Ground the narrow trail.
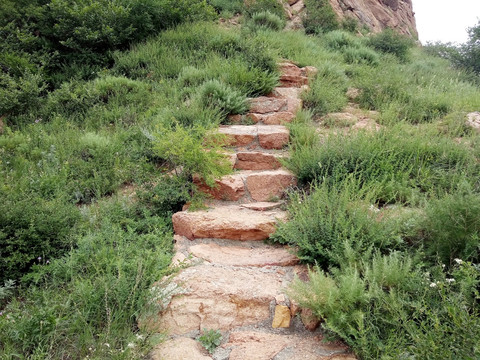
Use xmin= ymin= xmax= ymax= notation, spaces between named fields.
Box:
xmin=147 ymin=62 xmax=356 ymax=360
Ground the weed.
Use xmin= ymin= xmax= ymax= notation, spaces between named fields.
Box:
xmin=198 ymin=328 xmax=222 ymax=354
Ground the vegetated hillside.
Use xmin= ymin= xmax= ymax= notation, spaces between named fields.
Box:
xmin=1 ymin=0 xmax=479 ymax=359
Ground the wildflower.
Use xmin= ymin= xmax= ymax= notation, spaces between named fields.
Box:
xmin=46 ymin=260 xmax=50 ymax=264
xmin=442 ymin=264 xmax=446 ymax=268
xmin=135 ymin=334 xmax=144 ymax=341
xmin=37 ymin=256 xmax=42 ymax=261
xmin=0 ymin=312 xmax=3 ymax=316
xmin=429 ymin=282 xmax=437 ymax=288
xmin=127 ymin=343 xmax=135 ymax=349
xmin=446 ymin=278 xmax=455 ymax=283
xmin=104 ymin=343 xmax=110 ymax=348
xmin=454 ymin=258 xmax=463 ymax=265
xmin=35 ymin=119 xmax=40 ymax=123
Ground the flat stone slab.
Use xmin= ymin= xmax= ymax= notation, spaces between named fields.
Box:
xmin=224 ymin=331 xmax=354 ymax=360
xmin=249 ymin=97 xmax=288 ymax=113
xmin=248 ymin=111 xmax=296 ymax=125
xmin=194 ymin=174 xmax=245 ymax=201
xmin=152 ymin=337 xmax=211 ymax=360
xmin=147 ymin=265 xmax=289 ymax=335
xmin=257 ymin=125 xmax=290 ymax=149
xmin=245 ymin=169 xmax=297 ymax=201
xmin=218 ymin=125 xmax=290 ymax=150
xmin=240 ymin=201 xmax=283 ymax=211
xmin=189 ymin=243 xmax=299 ymax=267
xmin=235 ymin=151 xmax=283 ymax=170
xmin=218 ymin=125 xmax=257 ymax=147
xmin=172 ymin=205 xmax=287 ymax=241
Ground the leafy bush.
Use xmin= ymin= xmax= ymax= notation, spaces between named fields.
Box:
xmin=198 ymin=328 xmax=222 ymax=354
xmin=0 ymin=194 xmax=80 ymax=282
xmin=301 ymin=62 xmax=348 ymax=116
xmin=367 ymin=29 xmax=414 ymax=62
xmin=0 ymin=198 xmax=173 ymax=358
xmin=323 ymin=30 xmax=361 ymax=50
xmin=303 ymin=0 xmax=339 ymax=34
xmin=244 ymin=0 xmax=285 ymax=19
xmin=272 ymin=181 xmax=400 ymax=267
xmin=198 ymin=79 xmax=249 ymax=115
xmin=151 ymin=122 xmax=231 ymax=187
xmin=287 ymin=126 xmax=476 ymax=204
xmin=343 ymin=47 xmax=379 ymax=66
xmin=248 ymin=11 xmax=285 ymax=31
xmin=420 ymin=187 xmax=480 ymax=266
xmin=290 ymin=258 xmax=480 ymax=359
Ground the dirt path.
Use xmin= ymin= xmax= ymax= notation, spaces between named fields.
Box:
xmin=146 ymin=62 xmax=356 ymax=360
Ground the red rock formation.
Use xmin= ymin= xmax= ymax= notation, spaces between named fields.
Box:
xmin=329 ymin=0 xmax=417 ymax=37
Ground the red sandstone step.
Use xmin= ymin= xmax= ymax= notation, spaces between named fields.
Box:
xmin=218 ymin=125 xmax=290 ymax=150
xmin=234 ymin=151 xmax=284 ymax=170
xmin=172 ymin=204 xmax=287 ymax=241
xmin=194 ymin=169 xmax=296 ymax=202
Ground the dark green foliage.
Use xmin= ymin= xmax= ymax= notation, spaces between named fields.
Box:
xmin=198 ymin=328 xmax=222 ymax=354
xmin=244 ymin=0 xmax=285 ymax=19
xmin=0 ymin=198 xmax=173 ymax=358
xmin=291 ymin=258 xmax=480 ymax=359
xmin=323 ymin=30 xmax=362 ymax=50
xmin=343 ymin=47 xmax=379 ymax=66
xmin=248 ymin=11 xmax=285 ymax=31
xmin=208 ymin=0 xmax=244 ymax=14
xmin=421 ymin=187 xmax=480 ymax=266
xmin=303 ymin=0 xmax=339 ymax=34
xmin=137 ymin=176 xmax=192 ymax=219
xmin=198 ymin=79 xmax=249 ymax=115
xmin=0 ymin=193 xmax=80 ymax=282
xmin=301 ymin=63 xmax=348 ymax=116
xmin=367 ymin=29 xmax=414 ymax=62
xmin=287 ymin=126 xmax=476 ymax=204
xmin=272 ymin=182 xmax=399 ymax=267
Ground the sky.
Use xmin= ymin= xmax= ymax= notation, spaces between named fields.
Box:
xmin=413 ymin=0 xmax=480 ymax=44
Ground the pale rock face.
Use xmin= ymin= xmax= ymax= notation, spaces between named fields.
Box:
xmin=328 ymin=0 xmax=417 ymax=37
xmin=466 ymin=112 xmax=480 ymax=131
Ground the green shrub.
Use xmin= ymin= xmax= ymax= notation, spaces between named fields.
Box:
xmin=244 ymin=0 xmax=285 ymax=19
xmin=323 ymin=30 xmax=361 ymax=50
xmin=301 ymin=62 xmax=348 ymax=116
xmin=421 ymin=187 xmax=480 ymax=266
xmin=0 ymin=198 xmax=173 ymax=358
xmin=0 ymin=194 xmax=80 ymax=282
xmin=272 ymin=181 xmax=399 ymax=267
xmin=198 ymin=79 xmax=249 ymax=116
xmin=137 ymin=176 xmax=192 ymax=220
xmin=290 ymin=259 xmax=480 ymax=359
xmin=343 ymin=47 xmax=379 ymax=66
xmin=367 ymin=29 xmax=414 ymax=62
xmin=151 ymin=122 xmax=231 ymax=187
xmin=287 ymin=126 xmax=476 ymax=204
xmin=303 ymin=0 xmax=339 ymax=34
xmin=248 ymin=11 xmax=285 ymax=31
xmin=208 ymin=0 xmax=244 ymax=14
xmin=198 ymin=328 xmax=222 ymax=354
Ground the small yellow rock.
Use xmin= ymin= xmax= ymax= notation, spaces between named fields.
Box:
xmin=272 ymin=305 xmax=291 ymax=328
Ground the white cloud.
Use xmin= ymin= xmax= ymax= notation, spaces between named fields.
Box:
xmin=413 ymin=0 xmax=480 ymax=44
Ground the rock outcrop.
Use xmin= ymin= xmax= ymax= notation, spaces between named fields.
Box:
xmin=329 ymin=0 xmax=417 ymax=37
xmin=284 ymin=0 xmax=417 ymax=38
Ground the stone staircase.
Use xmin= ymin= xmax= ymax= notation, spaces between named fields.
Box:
xmin=147 ymin=62 xmax=356 ymax=360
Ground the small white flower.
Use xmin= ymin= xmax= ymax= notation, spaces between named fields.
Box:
xmin=446 ymin=278 xmax=455 ymax=283
xmin=429 ymin=282 xmax=437 ymax=288
xmin=127 ymin=343 xmax=135 ymax=349
xmin=135 ymin=334 xmax=144 ymax=341
xmin=104 ymin=343 xmax=110 ymax=348
xmin=442 ymin=264 xmax=446 ymax=268
xmin=454 ymin=258 xmax=463 ymax=265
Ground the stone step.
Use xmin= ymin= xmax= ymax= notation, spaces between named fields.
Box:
xmin=194 ymin=169 xmax=296 ymax=202
xmin=278 ymin=62 xmax=317 ymax=88
xmin=218 ymin=125 xmax=290 ymax=150
xmin=172 ymin=204 xmax=287 ymax=241
xmin=234 ymin=151 xmax=284 ymax=170
xmin=145 ymin=264 xmax=296 ymax=335
xmin=173 ymin=236 xmax=299 ymax=267
xmin=153 ymin=331 xmax=355 ymax=360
